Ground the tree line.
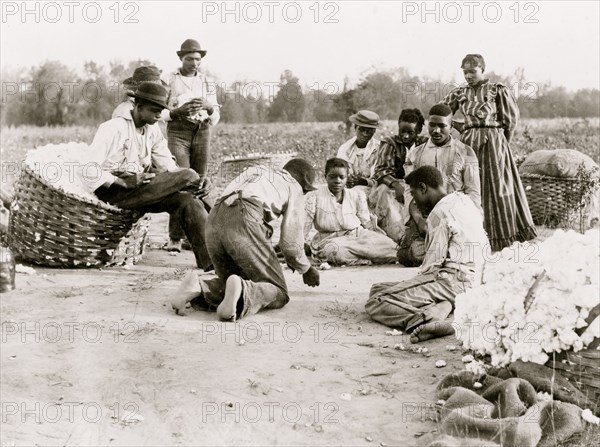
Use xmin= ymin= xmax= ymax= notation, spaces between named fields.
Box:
xmin=1 ymin=61 xmax=598 ymax=127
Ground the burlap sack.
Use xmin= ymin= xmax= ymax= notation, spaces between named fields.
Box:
xmin=519 ymin=149 xmax=598 ymax=178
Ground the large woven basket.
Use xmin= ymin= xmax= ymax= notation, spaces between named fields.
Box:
xmin=521 ymin=173 xmax=588 ymax=226
xmin=218 ymin=152 xmax=297 ymax=186
xmin=8 ymin=166 xmax=149 ymax=268
xmin=545 ymin=305 xmax=600 ymax=412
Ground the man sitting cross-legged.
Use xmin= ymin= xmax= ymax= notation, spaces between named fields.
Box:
xmin=365 ymin=165 xmax=488 ymax=343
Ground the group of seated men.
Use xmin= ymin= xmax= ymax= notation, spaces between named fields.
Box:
xmin=76 ymin=64 xmax=488 ymax=342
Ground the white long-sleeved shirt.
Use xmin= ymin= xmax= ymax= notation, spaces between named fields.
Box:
xmin=304 ymin=185 xmax=370 ymax=239
xmin=79 ymin=112 xmax=178 ymax=193
xmin=220 ymin=165 xmax=311 ymax=274
xmin=421 ymin=192 xmax=489 ymax=283
xmin=161 ymin=69 xmax=220 ymax=126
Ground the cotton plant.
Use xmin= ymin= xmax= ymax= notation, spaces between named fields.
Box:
xmin=454 ymin=229 xmax=600 ymax=367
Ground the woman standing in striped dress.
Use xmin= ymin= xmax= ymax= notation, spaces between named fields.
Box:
xmin=443 ymin=54 xmax=537 ymax=252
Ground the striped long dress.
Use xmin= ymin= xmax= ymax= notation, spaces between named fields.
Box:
xmin=443 ymin=80 xmax=537 ymax=252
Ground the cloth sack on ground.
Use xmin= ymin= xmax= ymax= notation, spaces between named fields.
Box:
xmin=425 ymin=370 xmax=585 ymax=447
xmin=519 ymin=149 xmax=598 ymax=178
xmin=493 ymin=360 xmax=591 ymax=409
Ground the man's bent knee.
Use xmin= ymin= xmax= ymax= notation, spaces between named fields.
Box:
xmin=172 ymin=168 xmax=200 ymax=188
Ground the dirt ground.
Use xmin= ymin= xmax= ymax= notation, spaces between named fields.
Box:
xmin=1 ymin=213 xmax=466 ymax=447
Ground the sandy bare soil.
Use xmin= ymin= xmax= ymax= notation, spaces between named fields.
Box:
xmin=0 ymin=213 xmax=464 ymax=446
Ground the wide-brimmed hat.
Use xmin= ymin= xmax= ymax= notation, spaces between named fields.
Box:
xmin=127 ymin=82 xmax=169 ymax=109
xmin=283 ymin=158 xmax=317 ymax=192
xmin=349 ymin=110 xmax=381 ymax=129
xmin=177 ymin=39 xmax=207 ymax=58
xmin=123 ymin=66 xmax=167 ymax=89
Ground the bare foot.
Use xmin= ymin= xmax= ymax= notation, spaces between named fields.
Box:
xmin=217 ymin=275 xmax=243 ymax=321
xmin=165 ymin=239 xmax=182 ymax=253
xmin=410 ymin=321 xmax=455 ymax=343
xmin=171 ymin=271 xmax=202 ymax=316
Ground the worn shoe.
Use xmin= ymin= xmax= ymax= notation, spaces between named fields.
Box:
xmin=165 ymin=239 xmax=182 ymax=253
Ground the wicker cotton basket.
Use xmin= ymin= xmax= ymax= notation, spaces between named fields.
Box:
xmin=8 ymin=165 xmax=149 ymax=268
xmin=217 ymin=152 xmax=297 ymax=186
xmin=521 ymin=173 xmax=588 ymax=226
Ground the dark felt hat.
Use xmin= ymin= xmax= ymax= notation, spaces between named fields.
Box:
xmin=177 ymin=39 xmax=207 ymax=58
xmin=283 ymin=158 xmax=317 ymax=192
xmin=123 ymin=66 xmax=163 ymax=88
xmin=127 ymin=82 xmax=169 ymax=109
xmin=349 ymin=110 xmax=381 ymax=129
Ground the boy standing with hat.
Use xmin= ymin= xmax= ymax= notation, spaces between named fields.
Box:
xmin=162 ymin=38 xmax=220 ymax=252
xmin=80 ymin=82 xmax=212 ymax=271
xmin=170 ymin=158 xmax=321 ymax=321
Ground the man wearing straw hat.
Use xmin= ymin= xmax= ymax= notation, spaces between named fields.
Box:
xmin=81 ymin=82 xmax=212 ymax=271
xmin=162 ymin=38 xmax=220 ymax=253
xmin=170 ymin=158 xmax=321 ymax=321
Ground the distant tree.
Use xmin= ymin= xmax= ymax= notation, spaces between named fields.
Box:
xmin=332 ymin=77 xmax=358 ymax=133
xmin=217 ymin=80 xmax=268 ymax=124
xmin=268 ymin=70 xmax=305 ymax=122
xmin=7 ymin=61 xmax=79 ymax=126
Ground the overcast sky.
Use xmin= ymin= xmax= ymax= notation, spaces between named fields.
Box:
xmin=1 ymin=1 xmax=599 ymax=90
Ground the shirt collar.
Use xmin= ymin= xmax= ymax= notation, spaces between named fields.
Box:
xmin=424 ymin=136 xmax=453 ymax=150
xmin=326 ymin=187 xmax=345 ymax=201
xmin=174 ymin=68 xmax=202 ymax=78
xmin=120 ymin=108 xmax=150 ymax=132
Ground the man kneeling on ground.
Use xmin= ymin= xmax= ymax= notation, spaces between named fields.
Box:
xmin=171 ymin=158 xmax=321 ymax=321
xmin=365 ymin=165 xmax=488 ymax=343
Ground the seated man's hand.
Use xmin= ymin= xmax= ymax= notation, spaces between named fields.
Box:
xmin=304 ymin=242 xmax=312 ymax=257
xmin=409 ymin=199 xmax=428 ymax=236
xmin=196 ymin=177 xmax=213 ymax=198
xmin=392 ymin=181 xmax=405 ymax=204
xmin=114 ymin=172 xmax=155 ymax=189
xmin=347 ymin=174 xmax=368 ymax=188
xmin=302 ymin=266 xmax=320 ymax=287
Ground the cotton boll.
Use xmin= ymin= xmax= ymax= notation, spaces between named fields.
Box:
xmin=454 ymin=229 xmax=598 ymax=367
xmin=24 ymin=144 xmax=106 ymax=204
xmin=580 ymin=316 xmax=600 ymax=346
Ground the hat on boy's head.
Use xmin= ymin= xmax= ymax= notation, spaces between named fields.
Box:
xmin=127 ymin=82 xmax=169 ymax=109
xmin=123 ymin=66 xmax=164 ymax=88
xmin=283 ymin=158 xmax=317 ymax=192
xmin=461 ymin=54 xmax=486 ymax=71
xmin=349 ymin=110 xmax=381 ymax=129
xmin=177 ymin=39 xmax=207 ymax=58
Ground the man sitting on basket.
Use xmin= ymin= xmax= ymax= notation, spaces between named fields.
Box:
xmin=78 ymin=82 xmax=212 ymax=271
